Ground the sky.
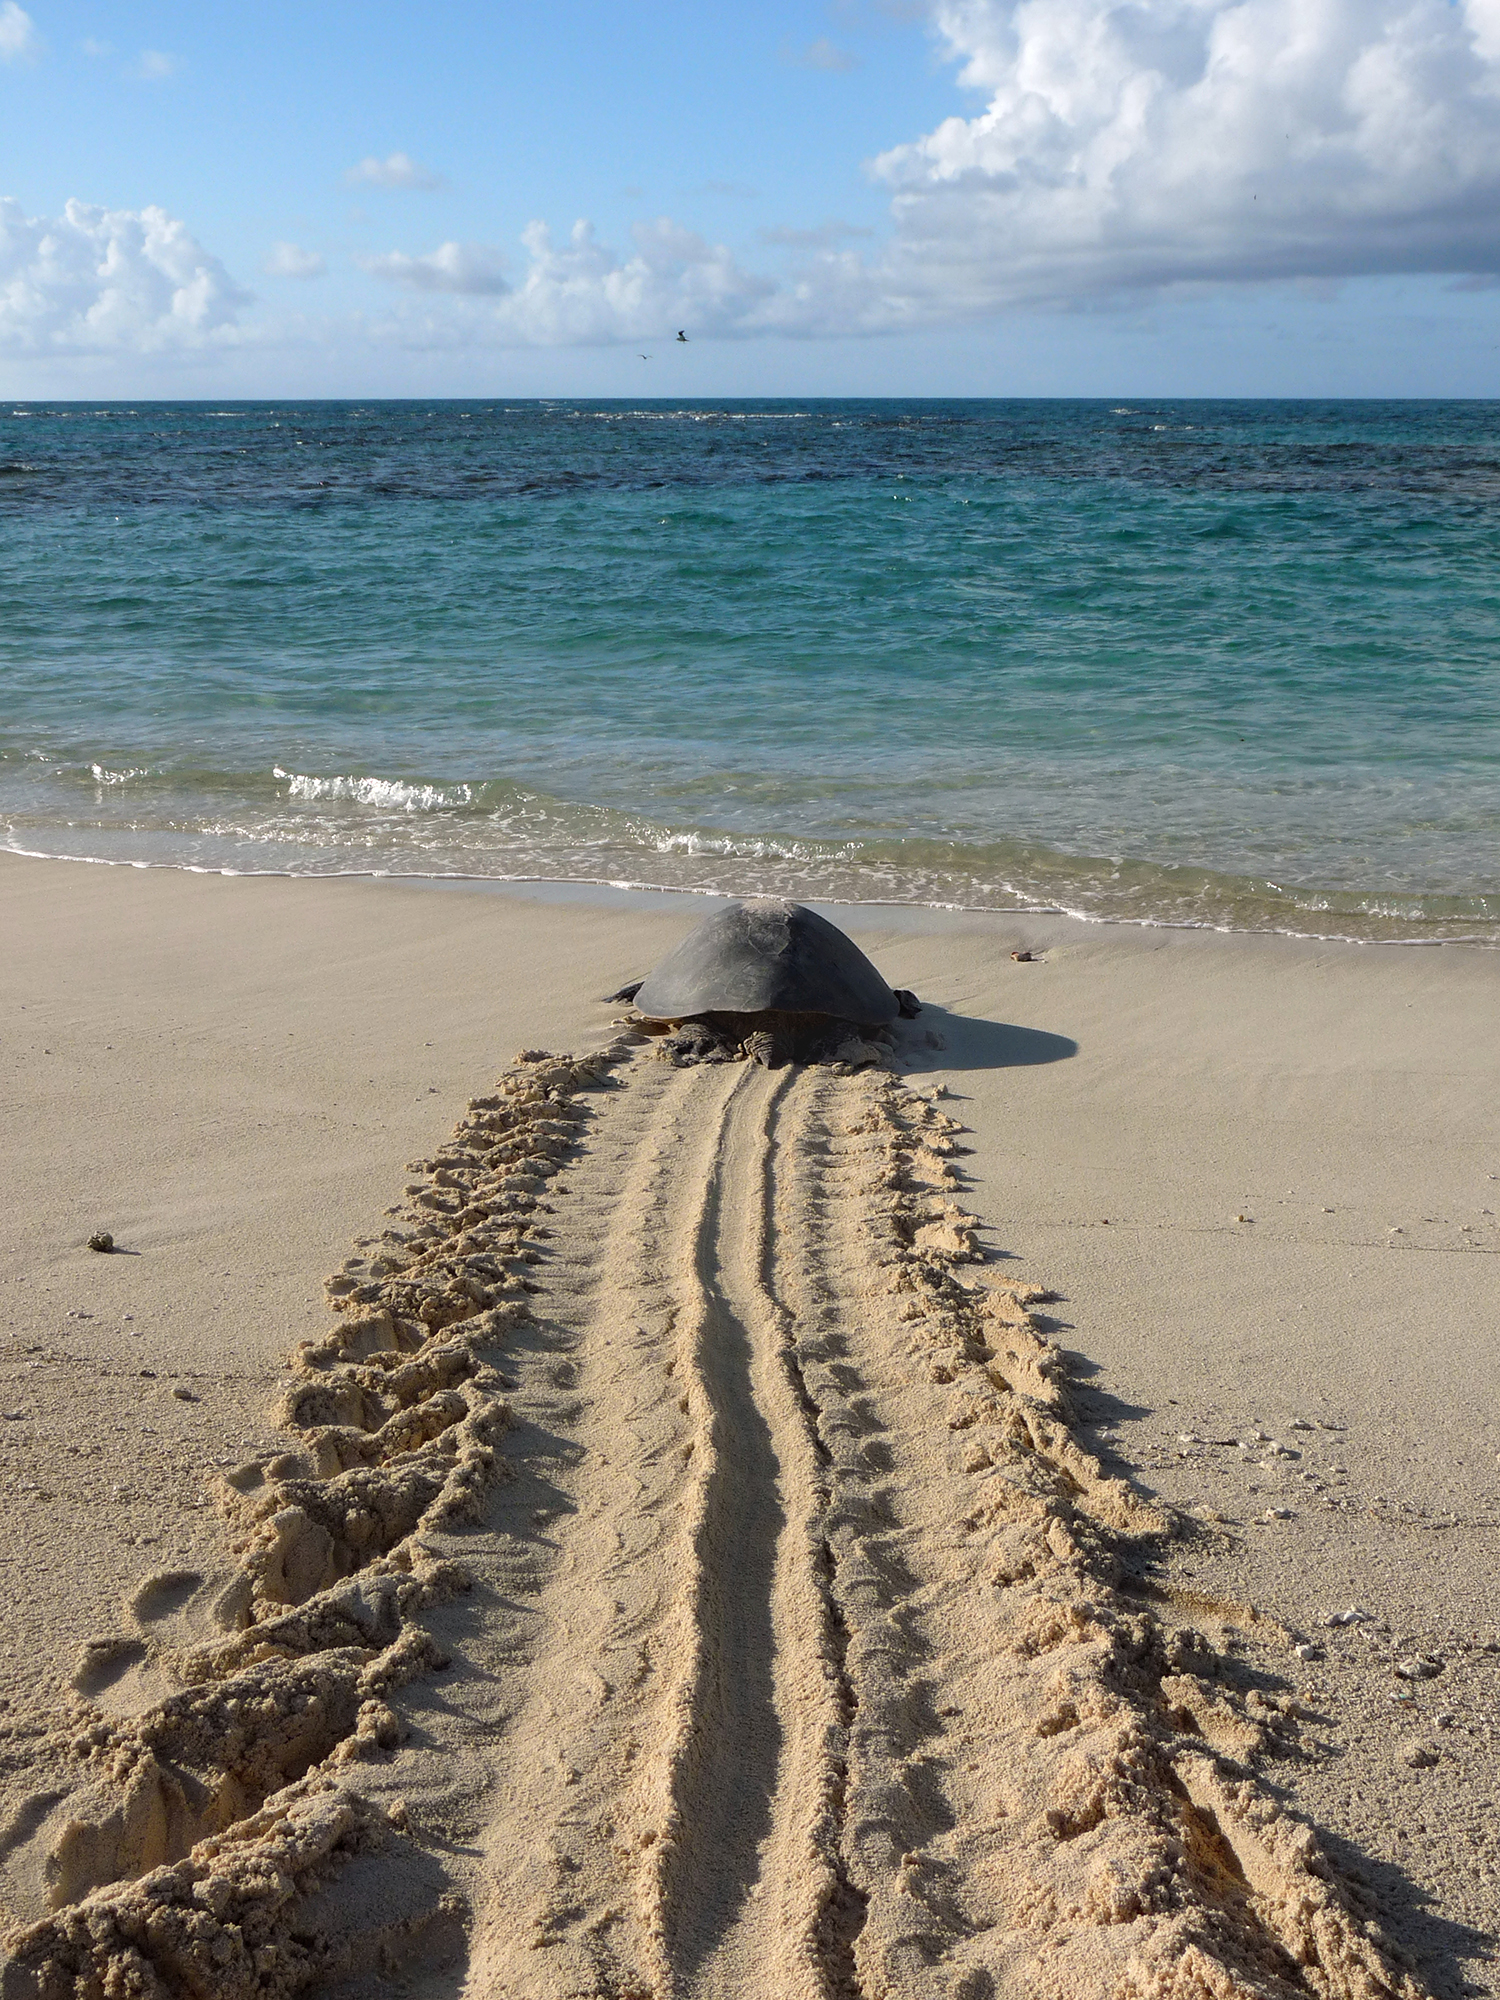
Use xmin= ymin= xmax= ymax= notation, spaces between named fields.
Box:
xmin=3 ymin=0 xmax=1500 ymax=397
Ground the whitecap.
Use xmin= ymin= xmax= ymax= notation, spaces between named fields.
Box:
xmin=272 ymin=767 xmax=474 ymax=812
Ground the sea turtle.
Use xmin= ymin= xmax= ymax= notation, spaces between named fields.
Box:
xmin=609 ymin=897 xmax=920 ymax=1068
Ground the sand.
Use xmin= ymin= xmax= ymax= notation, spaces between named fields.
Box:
xmin=0 ymin=852 xmax=1496 ymax=1998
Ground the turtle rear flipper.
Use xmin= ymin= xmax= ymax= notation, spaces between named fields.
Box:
xmin=662 ymin=1020 xmax=738 ymax=1066
xmin=743 ymin=1028 xmax=787 ymax=1070
xmin=605 ymin=979 xmax=644 ymax=1004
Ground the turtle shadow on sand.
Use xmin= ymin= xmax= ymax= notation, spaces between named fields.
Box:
xmin=898 ymin=1005 xmax=1078 ymax=1073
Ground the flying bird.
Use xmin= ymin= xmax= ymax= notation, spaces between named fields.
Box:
xmin=639 ymin=353 xmax=652 ymax=361
xmin=676 ymin=330 xmax=688 ymax=342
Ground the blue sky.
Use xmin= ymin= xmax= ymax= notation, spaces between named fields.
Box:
xmin=4 ymin=0 xmax=1500 ymax=396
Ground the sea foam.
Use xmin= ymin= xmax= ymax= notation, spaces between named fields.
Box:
xmin=273 ymin=769 xmax=474 ymax=813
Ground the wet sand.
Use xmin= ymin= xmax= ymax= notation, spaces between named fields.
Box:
xmin=0 ymin=852 xmax=1496 ymax=1996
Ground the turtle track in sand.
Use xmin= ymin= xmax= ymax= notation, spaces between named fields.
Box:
xmin=0 ymin=1043 xmax=631 ymax=1998
xmin=3 ymin=1046 xmax=1430 ymax=1999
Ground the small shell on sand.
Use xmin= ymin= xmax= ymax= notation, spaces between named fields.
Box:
xmin=86 ymin=1230 xmax=114 ymax=1253
xmin=1394 ymin=1655 xmax=1443 ymax=1680
xmin=1398 ymin=1737 xmax=1441 ymax=1768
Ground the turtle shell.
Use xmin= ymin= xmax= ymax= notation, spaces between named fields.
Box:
xmin=631 ymin=898 xmax=899 ymax=1027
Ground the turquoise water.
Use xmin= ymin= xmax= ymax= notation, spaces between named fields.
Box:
xmin=2 ymin=398 xmax=1498 ymax=941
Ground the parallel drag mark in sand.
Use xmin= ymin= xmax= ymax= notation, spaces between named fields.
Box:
xmin=655 ymin=1068 xmax=787 ymax=1983
xmin=464 ymin=1062 xmax=863 ymax=2000
xmin=654 ymin=1068 xmax=853 ymax=2000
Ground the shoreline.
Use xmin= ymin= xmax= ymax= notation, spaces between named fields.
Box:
xmin=4 ymin=840 xmax=1498 ymax=952
xmin=2 ymin=849 xmax=1497 ymax=1990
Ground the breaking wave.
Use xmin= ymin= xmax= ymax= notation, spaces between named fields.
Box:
xmin=273 ymin=768 xmax=475 ymax=812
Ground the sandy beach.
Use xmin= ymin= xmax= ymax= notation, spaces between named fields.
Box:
xmin=1 ymin=849 xmax=1496 ymax=1998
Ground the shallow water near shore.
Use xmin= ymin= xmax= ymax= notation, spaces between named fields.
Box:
xmin=3 ymin=396 xmax=1498 ymax=942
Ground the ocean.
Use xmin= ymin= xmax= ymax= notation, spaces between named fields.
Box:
xmin=2 ymin=397 xmax=1497 ymax=943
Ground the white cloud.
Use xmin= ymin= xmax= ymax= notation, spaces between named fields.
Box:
xmin=869 ymin=0 xmax=1500 ymax=305
xmin=346 ymin=151 xmax=444 ymax=191
xmin=132 ymin=48 xmax=180 ymax=80
xmin=359 ymin=216 xmax=900 ymax=346
xmin=264 ymin=240 xmax=326 ymax=279
xmin=0 ymin=197 xmax=249 ymax=354
xmin=354 ymin=218 xmax=775 ymax=345
xmin=787 ymin=36 xmax=860 ymax=71
xmin=80 ymin=35 xmax=111 ymax=57
xmin=0 ymin=2 xmax=40 ymax=61
xmin=361 ymin=240 xmax=508 ymax=294
xmin=358 ymin=217 xmax=964 ymax=350
xmin=492 ymin=217 xmax=778 ymax=342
